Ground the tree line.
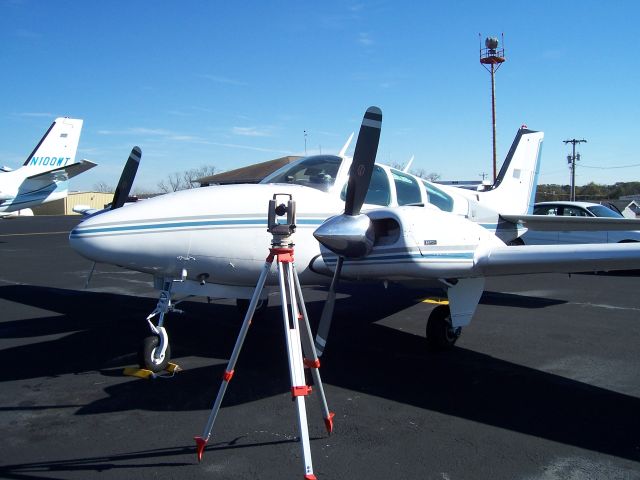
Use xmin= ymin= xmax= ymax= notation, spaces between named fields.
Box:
xmin=536 ymin=182 xmax=640 ymax=202
xmin=93 ymin=165 xmax=217 ymax=196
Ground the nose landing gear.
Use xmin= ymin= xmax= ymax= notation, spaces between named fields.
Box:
xmin=140 ymin=280 xmax=180 ymax=373
xmin=139 ymin=321 xmax=171 ymax=373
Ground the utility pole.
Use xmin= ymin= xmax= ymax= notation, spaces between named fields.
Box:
xmin=479 ymin=34 xmax=506 ymax=183
xmin=563 ymin=138 xmax=587 ymax=201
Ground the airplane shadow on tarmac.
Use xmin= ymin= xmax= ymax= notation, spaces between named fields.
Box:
xmin=0 ymin=284 xmax=637 ymax=463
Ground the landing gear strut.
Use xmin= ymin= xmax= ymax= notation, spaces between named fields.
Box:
xmin=140 ymin=280 xmax=178 ymax=372
xmin=426 ymin=304 xmax=461 ymax=350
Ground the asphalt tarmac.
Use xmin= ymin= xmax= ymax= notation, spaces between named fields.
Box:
xmin=1 ymin=216 xmax=639 ymax=479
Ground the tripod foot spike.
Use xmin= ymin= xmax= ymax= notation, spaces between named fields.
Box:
xmin=324 ymin=412 xmax=335 ymax=435
xmin=194 ymin=436 xmax=208 ymax=462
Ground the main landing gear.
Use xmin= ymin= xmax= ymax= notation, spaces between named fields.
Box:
xmin=426 ymin=304 xmax=462 ymax=350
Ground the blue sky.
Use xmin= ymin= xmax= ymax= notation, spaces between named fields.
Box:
xmin=1 ymin=0 xmax=639 ymax=192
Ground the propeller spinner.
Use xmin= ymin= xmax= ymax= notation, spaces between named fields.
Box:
xmin=313 ymin=106 xmax=382 ymax=355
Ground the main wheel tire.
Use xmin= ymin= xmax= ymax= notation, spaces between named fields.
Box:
xmin=426 ymin=305 xmax=461 ymax=351
xmin=236 ymin=298 xmax=269 ymax=317
xmin=138 ymin=335 xmax=171 ymax=373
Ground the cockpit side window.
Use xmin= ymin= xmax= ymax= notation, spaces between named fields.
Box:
xmin=421 ymin=180 xmax=454 ymax=212
xmin=340 ymin=165 xmax=391 ymax=206
xmin=261 ymin=155 xmax=342 ymax=192
xmin=391 ymin=170 xmax=422 ymax=205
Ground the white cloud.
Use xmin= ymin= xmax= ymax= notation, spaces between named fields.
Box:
xmin=98 ymin=127 xmax=172 ymax=136
xmin=14 ymin=29 xmax=41 ymax=39
xmin=205 ymin=141 xmax=292 ymax=155
xmin=357 ymin=32 xmax=374 ymax=46
xmin=15 ymin=112 xmax=54 ymax=118
xmin=232 ymin=126 xmax=273 ymax=137
xmin=199 ymin=74 xmax=247 ymax=86
xmin=169 ymin=135 xmax=201 ymax=142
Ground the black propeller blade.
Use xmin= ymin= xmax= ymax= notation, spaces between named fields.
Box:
xmin=313 ymin=107 xmax=381 ymax=258
xmin=111 ymin=146 xmax=142 ymax=210
xmin=313 ymin=106 xmax=382 ymax=355
xmin=344 ymin=107 xmax=382 ymax=216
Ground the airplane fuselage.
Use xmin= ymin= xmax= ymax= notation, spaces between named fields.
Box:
xmin=70 ymin=127 xmax=544 ymax=302
xmin=69 ymin=180 xmax=504 ymax=296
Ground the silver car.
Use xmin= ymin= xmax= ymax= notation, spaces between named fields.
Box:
xmin=520 ymin=201 xmax=640 ymax=244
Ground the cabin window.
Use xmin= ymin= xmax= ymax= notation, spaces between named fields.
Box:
xmin=421 ymin=180 xmax=454 ymax=212
xmin=262 ymin=155 xmax=342 ymax=192
xmin=340 ymin=165 xmax=391 ymax=206
xmin=391 ymin=170 xmax=422 ymax=205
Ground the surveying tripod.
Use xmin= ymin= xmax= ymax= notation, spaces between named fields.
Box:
xmin=194 ymin=194 xmax=334 ymax=480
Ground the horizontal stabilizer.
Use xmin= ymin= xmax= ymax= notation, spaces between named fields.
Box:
xmin=475 ymin=243 xmax=640 ymax=276
xmin=501 ymin=214 xmax=640 ymax=232
xmin=26 ymin=160 xmax=97 ymax=182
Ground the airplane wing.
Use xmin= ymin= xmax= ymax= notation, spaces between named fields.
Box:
xmin=474 ymin=242 xmax=640 ymax=276
xmin=501 ymin=214 xmax=640 ymax=231
xmin=26 ymin=160 xmax=97 ymax=182
xmin=72 ymin=205 xmax=100 ymax=216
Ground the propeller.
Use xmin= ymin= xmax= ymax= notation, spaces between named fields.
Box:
xmin=84 ymin=147 xmax=142 ymax=288
xmin=313 ymin=106 xmax=382 ymax=355
xmin=111 ymin=146 xmax=142 ymax=210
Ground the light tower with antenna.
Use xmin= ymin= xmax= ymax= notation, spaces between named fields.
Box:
xmin=480 ymin=33 xmax=506 ymax=182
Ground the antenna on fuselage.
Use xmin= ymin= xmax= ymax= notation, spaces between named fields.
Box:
xmin=402 ymin=155 xmax=415 ymax=173
xmin=338 ymin=132 xmax=355 ymax=158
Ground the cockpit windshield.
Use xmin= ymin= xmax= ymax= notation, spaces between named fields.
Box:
xmin=261 ymin=155 xmax=342 ymax=192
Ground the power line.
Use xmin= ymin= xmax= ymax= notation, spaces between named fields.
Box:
xmin=579 ymin=163 xmax=640 ymax=169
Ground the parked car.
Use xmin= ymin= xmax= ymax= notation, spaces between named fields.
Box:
xmin=519 ymin=201 xmax=640 ymax=244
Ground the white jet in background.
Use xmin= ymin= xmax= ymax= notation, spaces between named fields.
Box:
xmin=0 ymin=117 xmax=95 ymax=216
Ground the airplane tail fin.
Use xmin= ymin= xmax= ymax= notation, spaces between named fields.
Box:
xmin=22 ymin=117 xmax=83 ymax=173
xmin=478 ymin=128 xmax=544 ymax=215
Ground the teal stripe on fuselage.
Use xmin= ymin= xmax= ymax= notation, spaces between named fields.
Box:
xmin=323 ymin=251 xmax=474 ymax=265
xmin=70 ymin=217 xmax=325 ymax=237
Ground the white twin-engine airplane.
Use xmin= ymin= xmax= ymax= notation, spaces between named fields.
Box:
xmin=0 ymin=117 xmax=95 ymax=215
xmin=69 ymin=107 xmax=640 ymax=372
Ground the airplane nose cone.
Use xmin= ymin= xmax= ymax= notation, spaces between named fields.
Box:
xmin=69 ymin=212 xmax=113 ymax=262
xmin=313 ymin=214 xmax=374 ymax=258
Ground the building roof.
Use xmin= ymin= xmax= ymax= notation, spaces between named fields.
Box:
xmin=196 ymin=156 xmax=301 ymax=186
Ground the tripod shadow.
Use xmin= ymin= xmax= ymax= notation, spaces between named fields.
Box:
xmin=1 ymin=283 xmax=638 ymax=462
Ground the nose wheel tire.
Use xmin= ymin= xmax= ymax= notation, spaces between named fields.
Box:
xmin=426 ymin=305 xmax=461 ymax=351
xmin=138 ymin=335 xmax=172 ymax=373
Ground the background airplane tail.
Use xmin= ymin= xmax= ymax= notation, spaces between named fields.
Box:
xmin=479 ymin=128 xmax=544 ymax=215
xmin=22 ymin=117 xmax=83 ymax=174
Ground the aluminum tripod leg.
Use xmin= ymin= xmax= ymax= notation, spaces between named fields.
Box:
xmin=194 ymin=258 xmax=272 ymax=461
xmin=292 ymin=263 xmax=335 ymax=434
xmin=278 ymin=258 xmax=315 ymax=479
